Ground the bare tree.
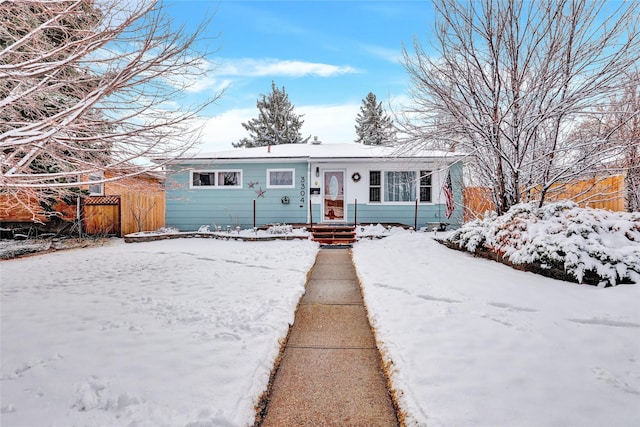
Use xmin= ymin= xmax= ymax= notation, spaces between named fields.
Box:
xmin=570 ymin=70 xmax=640 ymax=211
xmin=400 ymin=0 xmax=640 ymax=214
xmin=0 ymin=0 xmax=222 ymax=215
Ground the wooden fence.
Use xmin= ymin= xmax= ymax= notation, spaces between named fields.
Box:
xmin=1 ymin=174 xmax=165 ymax=237
xmin=464 ymin=174 xmax=626 ymax=220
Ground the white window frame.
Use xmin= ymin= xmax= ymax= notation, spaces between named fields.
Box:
xmin=190 ymin=169 xmax=242 ymax=189
xmin=367 ymin=169 xmax=435 ymax=205
xmin=88 ymin=171 xmax=104 ymax=195
xmin=266 ymin=168 xmax=295 ymax=189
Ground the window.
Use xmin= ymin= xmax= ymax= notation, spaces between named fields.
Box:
xmin=88 ymin=172 xmax=104 ymax=195
xmin=385 ymin=171 xmax=416 ymax=202
xmin=420 ymin=170 xmax=432 ymax=202
xmin=193 ymin=172 xmax=216 ymax=187
xmin=368 ymin=170 xmax=433 ymax=203
xmin=369 ymin=171 xmax=381 ymax=202
xmin=191 ymin=170 xmax=242 ymax=188
xmin=218 ymin=171 xmax=240 ymax=187
xmin=267 ymin=169 xmax=295 ymax=188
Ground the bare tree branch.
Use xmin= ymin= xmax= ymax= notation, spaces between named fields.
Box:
xmin=399 ymin=0 xmax=640 ymax=214
xmin=1 ymin=0 xmax=223 ymax=214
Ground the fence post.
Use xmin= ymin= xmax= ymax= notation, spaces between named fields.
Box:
xmin=253 ymin=199 xmax=256 ymax=229
xmin=414 ymin=198 xmax=418 ymax=231
xmin=354 ymin=199 xmax=357 ymax=227
xmin=309 ymin=201 xmax=313 ymax=231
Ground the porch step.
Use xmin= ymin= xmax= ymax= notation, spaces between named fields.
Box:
xmin=311 ymin=225 xmax=357 ymax=246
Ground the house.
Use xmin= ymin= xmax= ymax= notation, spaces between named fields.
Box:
xmin=0 ymin=172 xmax=165 ymax=237
xmin=160 ymin=141 xmax=464 ymax=231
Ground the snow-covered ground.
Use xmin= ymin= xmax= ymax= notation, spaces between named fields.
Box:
xmin=1 ymin=238 xmax=318 ymax=426
xmin=2 ymin=228 xmax=639 ymax=426
xmin=353 ymin=232 xmax=640 ymax=427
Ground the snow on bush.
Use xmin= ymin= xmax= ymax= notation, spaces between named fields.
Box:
xmin=448 ymin=201 xmax=640 ymax=286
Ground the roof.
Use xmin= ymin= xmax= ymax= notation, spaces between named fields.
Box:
xmin=158 ymin=143 xmax=463 ymax=164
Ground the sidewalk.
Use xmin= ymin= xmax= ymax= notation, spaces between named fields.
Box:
xmin=260 ymin=248 xmax=399 ymax=426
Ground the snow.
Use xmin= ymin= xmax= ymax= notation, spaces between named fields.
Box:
xmin=449 ymin=202 xmax=640 ymax=285
xmin=2 ymin=219 xmax=639 ymax=426
xmin=1 ymin=238 xmax=319 ymax=426
xmin=161 ymin=142 xmax=458 ymax=162
xmin=353 ymin=232 xmax=640 ymax=426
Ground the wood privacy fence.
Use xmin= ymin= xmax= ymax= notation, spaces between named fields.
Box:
xmin=117 ymin=190 xmax=165 ymax=235
xmin=464 ymin=174 xmax=627 ymax=221
xmin=1 ymin=174 xmax=165 ymax=237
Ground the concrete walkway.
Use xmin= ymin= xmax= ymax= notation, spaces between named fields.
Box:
xmin=260 ymin=248 xmax=399 ymax=426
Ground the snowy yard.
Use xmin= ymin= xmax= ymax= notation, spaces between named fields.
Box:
xmin=353 ymin=232 xmax=640 ymax=426
xmin=1 ymin=238 xmax=318 ymax=426
xmin=1 ymin=230 xmax=639 ymax=426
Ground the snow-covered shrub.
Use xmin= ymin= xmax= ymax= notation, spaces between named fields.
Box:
xmin=198 ymin=225 xmax=210 ymax=233
xmin=448 ymin=201 xmax=640 ymax=286
xmin=267 ymin=224 xmax=293 ymax=235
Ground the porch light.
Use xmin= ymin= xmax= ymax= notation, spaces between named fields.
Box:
xmin=315 ymin=167 xmax=319 ymax=177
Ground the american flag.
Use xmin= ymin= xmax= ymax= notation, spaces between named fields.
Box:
xmin=443 ymin=170 xmax=455 ymax=219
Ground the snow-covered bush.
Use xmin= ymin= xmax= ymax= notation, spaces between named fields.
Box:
xmin=197 ymin=225 xmax=210 ymax=233
xmin=267 ymin=224 xmax=293 ymax=235
xmin=448 ymin=201 xmax=640 ymax=286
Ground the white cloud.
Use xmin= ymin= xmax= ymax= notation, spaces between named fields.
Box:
xmin=193 ymin=102 xmax=361 ymax=153
xmin=216 ymin=58 xmax=359 ymax=78
xmin=298 ymin=103 xmax=360 ymax=143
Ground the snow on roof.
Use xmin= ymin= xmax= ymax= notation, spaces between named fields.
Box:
xmin=161 ymin=143 xmax=462 ymax=163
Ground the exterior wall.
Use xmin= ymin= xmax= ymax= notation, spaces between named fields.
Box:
xmin=309 ymin=159 xmax=464 ymax=228
xmin=166 ymin=161 xmax=309 ymax=230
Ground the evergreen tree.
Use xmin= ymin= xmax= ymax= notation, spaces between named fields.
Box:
xmin=233 ymin=81 xmax=310 ymax=148
xmin=354 ymin=92 xmax=396 ymax=145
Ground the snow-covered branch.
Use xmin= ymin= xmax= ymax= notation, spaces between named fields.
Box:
xmin=1 ymin=0 xmax=222 ymax=213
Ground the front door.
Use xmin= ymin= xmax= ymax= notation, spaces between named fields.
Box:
xmin=323 ymin=170 xmax=345 ymax=222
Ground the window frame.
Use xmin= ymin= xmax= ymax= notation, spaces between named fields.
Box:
xmin=266 ymin=168 xmax=296 ymax=189
xmin=190 ymin=169 xmax=243 ymax=189
xmin=367 ymin=168 xmax=435 ymax=204
xmin=419 ymin=170 xmax=432 ymax=203
xmin=384 ymin=170 xmax=417 ymax=203
xmin=88 ymin=172 xmax=104 ymax=196
xmin=369 ymin=170 xmax=381 ymax=203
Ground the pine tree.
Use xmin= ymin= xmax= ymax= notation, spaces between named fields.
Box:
xmin=233 ymin=81 xmax=310 ymax=148
xmin=354 ymin=92 xmax=396 ymax=145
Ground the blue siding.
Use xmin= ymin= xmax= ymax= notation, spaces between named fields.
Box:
xmin=166 ymin=159 xmax=464 ymax=231
xmin=166 ymin=162 xmax=308 ymax=230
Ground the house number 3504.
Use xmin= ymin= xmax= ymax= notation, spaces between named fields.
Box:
xmin=300 ymin=176 xmax=306 ymax=203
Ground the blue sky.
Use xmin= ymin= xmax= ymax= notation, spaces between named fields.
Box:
xmin=164 ymin=0 xmax=435 ymax=152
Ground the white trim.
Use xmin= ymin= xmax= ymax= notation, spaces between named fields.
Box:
xmin=366 ymin=168 xmax=435 ymax=205
xmin=189 ymin=169 xmax=243 ymax=189
xmin=88 ymin=172 xmax=104 ymax=196
xmin=266 ymin=168 xmax=295 ymax=189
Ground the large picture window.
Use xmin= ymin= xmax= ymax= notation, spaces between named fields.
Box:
xmin=191 ymin=170 xmax=242 ymax=188
xmin=368 ymin=169 xmax=433 ymax=203
xmin=385 ymin=171 xmax=416 ymax=202
xmin=267 ymin=169 xmax=295 ymax=188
